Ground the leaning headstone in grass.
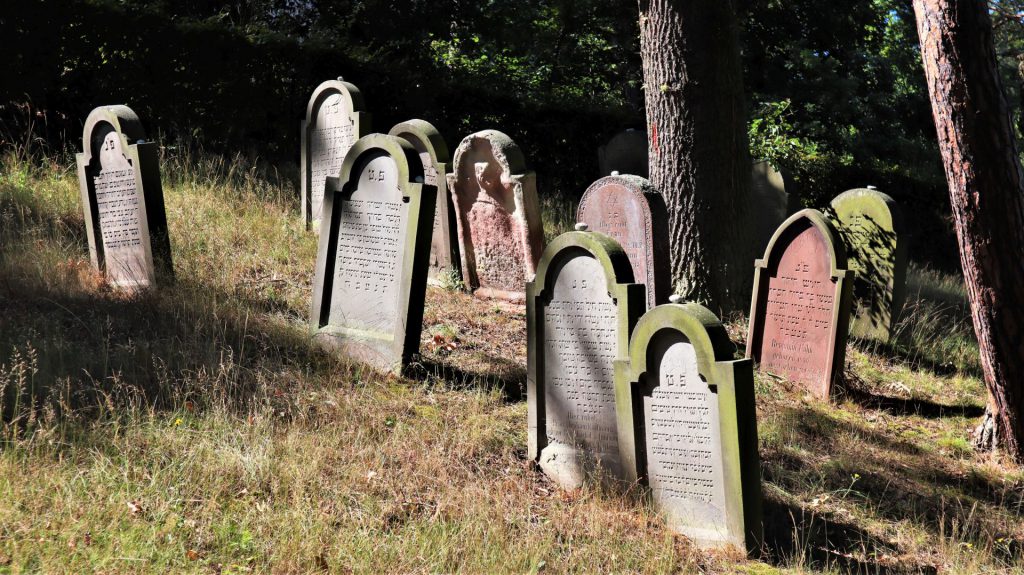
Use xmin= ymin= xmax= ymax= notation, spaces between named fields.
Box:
xmin=615 ymin=299 xmax=762 ymax=551
xmin=388 ymin=119 xmax=459 ymax=286
xmin=577 ymin=174 xmax=670 ymax=310
xmin=527 ymin=227 xmax=645 ymax=489
xmin=310 ymin=134 xmax=436 ymax=374
xmin=448 ymin=130 xmax=544 ymax=301
xmin=76 ymin=105 xmax=173 ymax=289
xmin=598 ymin=129 xmax=648 ymax=178
xmin=301 ymin=78 xmax=371 ymax=232
xmin=828 ymin=188 xmax=908 ymax=341
xmin=746 ymin=209 xmax=854 ymax=399
xmin=751 ymin=160 xmax=800 ymax=254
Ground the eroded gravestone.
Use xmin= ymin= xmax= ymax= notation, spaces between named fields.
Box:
xmin=448 ymin=130 xmax=544 ymax=301
xmin=527 ymin=228 xmax=645 ymax=489
xmin=829 ymin=188 xmax=907 ymax=341
xmin=76 ymin=105 xmax=173 ymax=289
xmin=310 ymin=134 xmax=435 ymax=374
xmin=746 ymin=209 xmax=854 ymax=399
xmin=751 ymin=160 xmax=800 ymax=253
xmin=388 ymin=120 xmax=460 ymax=285
xmin=301 ymin=78 xmax=370 ymax=231
xmin=598 ymin=129 xmax=648 ymax=178
xmin=577 ymin=174 xmax=670 ymax=309
xmin=615 ymin=300 xmax=762 ymax=551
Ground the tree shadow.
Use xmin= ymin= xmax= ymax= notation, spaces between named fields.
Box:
xmin=837 ymin=379 xmax=985 ymax=419
xmin=405 ymin=354 xmax=526 ymax=401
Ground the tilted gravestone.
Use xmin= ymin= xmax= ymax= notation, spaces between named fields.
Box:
xmin=746 ymin=209 xmax=854 ymax=399
xmin=310 ymin=134 xmax=436 ymax=374
xmin=751 ymin=160 xmax=800 ymax=254
xmin=577 ymin=174 xmax=670 ymax=310
xmin=829 ymin=188 xmax=907 ymax=341
xmin=615 ymin=300 xmax=762 ymax=551
xmin=388 ymin=120 xmax=459 ymax=285
xmin=598 ymin=129 xmax=648 ymax=178
xmin=448 ymin=130 xmax=544 ymax=301
xmin=527 ymin=228 xmax=645 ymax=489
xmin=301 ymin=78 xmax=371 ymax=232
xmin=76 ymin=105 xmax=173 ymax=289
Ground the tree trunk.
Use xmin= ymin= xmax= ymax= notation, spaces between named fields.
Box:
xmin=637 ymin=0 xmax=754 ymax=314
xmin=913 ymin=0 xmax=1024 ymax=461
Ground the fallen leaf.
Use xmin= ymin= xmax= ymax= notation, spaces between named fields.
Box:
xmin=186 ymin=549 xmax=200 ymax=561
xmin=127 ymin=500 xmax=144 ymax=515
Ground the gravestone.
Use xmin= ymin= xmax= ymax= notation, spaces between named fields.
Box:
xmin=615 ymin=300 xmax=762 ymax=551
xmin=751 ymin=160 xmax=800 ymax=253
xmin=829 ymin=188 xmax=907 ymax=341
xmin=598 ymin=129 xmax=648 ymax=178
xmin=527 ymin=228 xmax=645 ymax=489
xmin=448 ymin=130 xmax=544 ymax=301
xmin=576 ymin=174 xmax=670 ymax=309
xmin=310 ymin=134 xmax=436 ymax=374
xmin=746 ymin=209 xmax=854 ymax=399
xmin=388 ymin=120 xmax=459 ymax=285
xmin=76 ymin=105 xmax=173 ymax=289
xmin=301 ymin=78 xmax=371 ymax=232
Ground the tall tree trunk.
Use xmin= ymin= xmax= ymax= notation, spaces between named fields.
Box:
xmin=913 ymin=0 xmax=1024 ymax=461
xmin=638 ymin=0 xmax=754 ymax=313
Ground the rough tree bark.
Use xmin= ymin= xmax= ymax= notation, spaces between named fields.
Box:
xmin=637 ymin=0 xmax=754 ymax=313
xmin=913 ymin=0 xmax=1024 ymax=461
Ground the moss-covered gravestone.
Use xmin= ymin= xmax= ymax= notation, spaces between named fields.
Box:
xmin=388 ymin=120 xmax=459 ymax=285
xmin=615 ymin=300 xmax=762 ymax=551
xmin=746 ymin=209 xmax=854 ymax=399
xmin=829 ymin=188 xmax=907 ymax=341
xmin=449 ymin=130 xmax=544 ymax=302
xmin=577 ymin=174 xmax=670 ymax=310
xmin=527 ymin=228 xmax=645 ymax=489
xmin=301 ymin=78 xmax=371 ymax=232
xmin=598 ymin=129 xmax=648 ymax=178
xmin=76 ymin=105 xmax=173 ymax=289
xmin=310 ymin=134 xmax=436 ymax=374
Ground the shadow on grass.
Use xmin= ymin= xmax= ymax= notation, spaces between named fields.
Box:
xmin=838 ymin=380 xmax=985 ymax=420
xmin=407 ymin=355 xmax=527 ymax=402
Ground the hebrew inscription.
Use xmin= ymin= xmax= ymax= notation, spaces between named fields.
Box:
xmin=93 ymin=131 xmax=147 ymax=285
xmin=310 ymin=94 xmax=356 ymax=224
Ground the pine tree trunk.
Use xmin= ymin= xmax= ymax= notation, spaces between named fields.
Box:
xmin=913 ymin=0 xmax=1024 ymax=461
xmin=637 ymin=0 xmax=754 ymax=313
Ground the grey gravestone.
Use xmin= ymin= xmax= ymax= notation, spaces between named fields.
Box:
xmin=388 ymin=120 xmax=460 ymax=285
xmin=828 ymin=188 xmax=908 ymax=341
xmin=746 ymin=209 xmax=854 ymax=399
xmin=448 ymin=130 xmax=544 ymax=301
xmin=577 ymin=174 xmax=670 ymax=309
xmin=76 ymin=105 xmax=173 ymax=289
xmin=598 ymin=129 xmax=648 ymax=178
xmin=751 ymin=160 xmax=800 ymax=254
xmin=615 ymin=301 xmax=762 ymax=551
xmin=301 ymin=78 xmax=371 ymax=232
xmin=310 ymin=134 xmax=436 ymax=374
xmin=526 ymin=230 xmax=645 ymax=489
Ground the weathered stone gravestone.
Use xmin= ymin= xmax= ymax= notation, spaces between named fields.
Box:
xmin=577 ymin=175 xmax=670 ymax=309
xmin=615 ymin=300 xmax=762 ymax=551
xmin=448 ymin=130 xmax=544 ymax=301
xmin=751 ymin=160 xmax=800 ymax=253
xmin=301 ymin=78 xmax=371 ymax=232
xmin=76 ymin=105 xmax=173 ymax=289
xmin=829 ymin=188 xmax=908 ymax=341
xmin=598 ymin=129 xmax=648 ymax=178
xmin=746 ymin=209 xmax=854 ymax=399
xmin=527 ymin=228 xmax=645 ymax=489
xmin=310 ymin=134 xmax=436 ymax=374
xmin=388 ymin=120 xmax=460 ymax=285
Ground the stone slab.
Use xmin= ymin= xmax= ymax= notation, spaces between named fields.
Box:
xmin=598 ymin=129 xmax=648 ymax=178
xmin=751 ymin=160 xmax=800 ymax=254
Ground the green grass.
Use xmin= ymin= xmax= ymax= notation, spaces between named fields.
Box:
xmin=1 ymin=143 xmax=1022 ymax=573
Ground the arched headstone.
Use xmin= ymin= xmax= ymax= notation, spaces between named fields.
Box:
xmin=745 ymin=209 xmax=854 ymax=399
xmin=310 ymin=134 xmax=436 ymax=374
xmin=301 ymin=78 xmax=371 ymax=232
xmin=598 ymin=129 xmax=648 ymax=178
xmin=75 ymin=105 xmax=173 ymax=289
xmin=829 ymin=188 xmax=908 ymax=341
xmin=448 ymin=130 xmax=544 ymax=301
xmin=388 ymin=120 xmax=459 ymax=285
xmin=751 ymin=160 xmax=800 ymax=253
xmin=526 ymin=230 xmax=645 ymax=489
xmin=577 ymin=174 xmax=670 ymax=309
xmin=615 ymin=301 xmax=761 ymax=551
